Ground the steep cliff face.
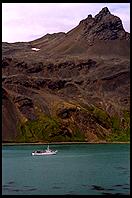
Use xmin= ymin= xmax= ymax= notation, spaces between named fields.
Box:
xmin=2 ymin=88 xmax=20 ymax=142
xmin=2 ymin=7 xmax=130 ymax=142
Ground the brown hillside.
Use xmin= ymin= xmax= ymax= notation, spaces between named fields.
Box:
xmin=2 ymin=7 xmax=130 ymax=143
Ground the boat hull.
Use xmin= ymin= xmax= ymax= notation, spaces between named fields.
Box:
xmin=32 ymin=151 xmax=57 ymax=156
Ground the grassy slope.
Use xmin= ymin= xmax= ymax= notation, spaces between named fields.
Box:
xmin=15 ymin=101 xmax=130 ymax=143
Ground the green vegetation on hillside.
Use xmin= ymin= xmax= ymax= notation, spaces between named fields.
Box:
xmin=17 ymin=114 xmax=60 ymax=142
xmin=106 ymin=110 xmax=130 ymax=142
xmin=16 ymin=113 xmax=85 ymax=143
xmin=80 ymin=104 xmax=112 ymax=128
xmin=15 ymin=102 xmax=130 ymax=143
xmin=81 ymin=104 xmax=130 ymax=142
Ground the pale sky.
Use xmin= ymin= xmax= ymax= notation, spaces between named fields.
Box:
xmin=2 ymin=3 xmax=130 ymax=43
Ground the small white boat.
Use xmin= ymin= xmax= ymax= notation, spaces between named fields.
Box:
xmin=32 ymin=145 xmax=58 ymax=156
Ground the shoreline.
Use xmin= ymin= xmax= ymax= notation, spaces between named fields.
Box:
xmin=2 ymin=141 xmax=130 ymax=146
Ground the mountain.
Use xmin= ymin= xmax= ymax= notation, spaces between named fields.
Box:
xmin=2 ymin=7 xmax=130 ymax=143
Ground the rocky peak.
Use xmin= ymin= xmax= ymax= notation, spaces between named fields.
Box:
xmin=80 ymin=7 xmax=111 ymax=25
xmin=100 ymin=7 xmax=110 ymax=14
xmin=95 ymin=7 xmax=111 ymax=22
xmin=87 ymin=14 xmax=93 ymax=19
xmin=79 ymin=7 xmax=129 ymax=42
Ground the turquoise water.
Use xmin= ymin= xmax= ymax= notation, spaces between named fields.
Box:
xmin=2 ymin=144 xmax=130 ymax=195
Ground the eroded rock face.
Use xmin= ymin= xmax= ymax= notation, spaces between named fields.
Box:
xmin=2 ymin=7 xmax=130 ymax=142
xmin=95 ymin=7 xmax=111 ymax=22
xmin=48 ymin=80 xmax=67 ymax=90
xmin=80 ymin=7 xmax=129 ymax=43
xmin=2 ymin=88 xmax=8 ymax=100
xmin=2 ymin=58 xmax=12 ymax=68
xmin=2 ymin=88 xmax=20 ymax=141
xmin=26 ymin=62 xmax=43 ymax=73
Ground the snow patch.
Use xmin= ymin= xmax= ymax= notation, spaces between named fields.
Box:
xmin=31 ymin=48 xmax=40 ymax=51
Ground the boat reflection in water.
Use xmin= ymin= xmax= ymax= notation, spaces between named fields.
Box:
xmin=32 ymin=145 xmax=58 ymax=156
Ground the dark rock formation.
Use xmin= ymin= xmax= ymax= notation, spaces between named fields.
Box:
xmin=80 ymin=7 xmax=129 ymax=44
xmin=95 ymin=7 xmax=111 ymax=22
xmin=48 ymin=80 xmax=67 ymax=90
xmin=26 ymin=62 xmax=43 ymax=73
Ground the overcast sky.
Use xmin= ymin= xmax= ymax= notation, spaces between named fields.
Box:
xmin=2 ymin=3 xmax=130 ymax=43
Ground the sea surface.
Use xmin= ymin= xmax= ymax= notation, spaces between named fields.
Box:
xmin=2 ymin=143 xmax=130 ymax=195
